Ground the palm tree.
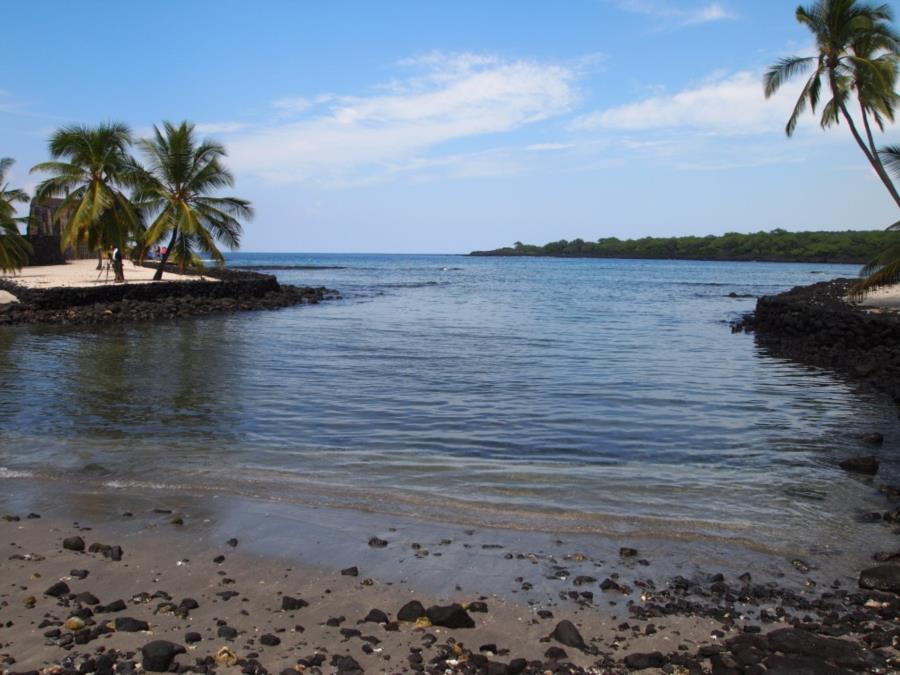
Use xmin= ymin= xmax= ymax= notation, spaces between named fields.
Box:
xmin=132 ymin=121 xmax=251 ymax=280
xmin=764 ymin=0 xmax=900 ymax=207
xmin=31 ymin=123 xmax=142 ymax=280
xmin=853 ymin=145 xmax=900 ymax=292
xmin=0 ymin=158 xmax=33 ymax=273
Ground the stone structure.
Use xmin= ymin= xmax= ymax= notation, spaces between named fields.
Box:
xmin=26 ymin=198 xmax=92 ymax=265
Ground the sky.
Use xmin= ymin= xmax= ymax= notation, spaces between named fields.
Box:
xmin=3 ymin=0 xmax=900 ymax=253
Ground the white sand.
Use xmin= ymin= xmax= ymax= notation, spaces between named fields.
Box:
xmin=852 ymin=284 xmax=900 ymax=310
xmin=0 ymin=259 xmax=213 ymax=290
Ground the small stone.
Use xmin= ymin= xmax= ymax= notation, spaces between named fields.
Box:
xmin=368 ymin=537 xmax=388 ymax=548
xmin=363 ymin=609 xmax=389 ymax=624
xmin=624 ymin=652 xmax=666 ymax=670
xmin=859 ymin=565 xmax=900 ymax=593
xmin=425 ymin=604 xmax=475 ymax=629
xmin=619 ymin=547 xmax=638 ymax=557
xmin=260 ymin=634 xmax=281 ymax=647
xmin=281 ymin=596 xmax=308 ymax=611
xmin=45 ymin=581 xmax=70 ymax=598
xmin=115 ymin=617 xmax=149 ymax=632
xmin=226 ymin=537 xmax=238 ymax=547
xmin=341 ymin=566 xmax=359 ymax=577
xmin=63 ymin=536 xmax=85 ymax=552
xmin=185 ymin=631 xmax=201 ymax=644
xmin=64 ymin=617 xmax=85 ymax=631
xmin=862 ymin=432 xmax=884 ymax=446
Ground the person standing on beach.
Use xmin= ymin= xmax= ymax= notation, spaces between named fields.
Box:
xmin=112 ymin=246 xmax=124 ymax=283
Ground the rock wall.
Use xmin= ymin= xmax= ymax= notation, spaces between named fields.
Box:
xmin=0 ymin=268 xmax=340 ymax=326
xmin=736 ymin=278 xmax=900 ymax=404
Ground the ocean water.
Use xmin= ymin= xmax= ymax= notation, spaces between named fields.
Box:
xmin=0 ymin=254 xmax=896 ymax=562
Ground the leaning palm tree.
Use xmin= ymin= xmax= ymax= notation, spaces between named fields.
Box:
xmin=31 ymin=123 xmax=142 ymax=279
xmin=132 ymin=121 xmax=252 ymax=280
xmin=0 ymin=158 xmax=33 ymax=273
xmin=764 ymin=0 xmax=900 ymax=207
xmin=853 ymin=145 xmax=900 ymax=293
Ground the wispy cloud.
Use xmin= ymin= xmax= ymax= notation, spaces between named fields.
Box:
xmin=570 ymin=71 xmax=799 ymax=135
xmin=612 ymin=0 xmax=735 ymax=27
xmin=222 ymin=52 xmax=577 ymax=185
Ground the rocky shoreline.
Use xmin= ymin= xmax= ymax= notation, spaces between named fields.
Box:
xmin=1 ymin=482 xmax=899 ymax=675
xmin=733 ymin=278 xmax=900 ymax=405
xmin=0 ymin=266 xmax=340 ymax=326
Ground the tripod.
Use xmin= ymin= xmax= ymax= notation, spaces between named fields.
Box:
xmin=96 ymin=259 xmax=113 ymax=283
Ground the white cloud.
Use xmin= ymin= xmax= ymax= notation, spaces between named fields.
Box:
xmin=525 ymin=142 xmax=576 ymax=151
xmin=613 ymin=0 xmax=735 ymax=26
xmin=225 ymin=52 xmax=576 ymax=185
xmin=195 ymin=122 xmax=251 ymax=135
xmin=570 ymin=71 xmax=801 ymax=135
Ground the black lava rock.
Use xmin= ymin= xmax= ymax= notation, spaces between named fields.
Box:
xmin=623 ymin=652 xmax=665 ymax=670
xmin=45 ymin=581 xmax=70 ymax=597
xmin=397 ymin=600 xmax=426 ymax=621
xmin=368 ymin=537 xmax=388 ymax=548
xmin=140 ymin=641 xmax=185 ymax=672
xmin=363 ymin=609 xmax=389 ymax=624
xmin=858 ymin=565 xmax=900 ymax=593
xmin=281 ymin=596 xmax=309 ymax=611
xmin=260 ymin=634 xmax=281 ymax=646
xmin=550 ymin=620 xmax=587 ymax=651
xmin=425 ymin=604 xmax=475 ymax=629
xmin=838 ymin=456 xmax=879 ymax=475
xmin=115 ymin=617 xmax=149 ymax=632
xmin=185 ymin=632 xmax=201 ymax=644
xmin=63 ymin=536 xmax=86 ymax=552
xmin=341 ymin=566 xmax=359 ymax=577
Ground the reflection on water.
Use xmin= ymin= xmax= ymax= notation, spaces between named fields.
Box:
xmin=0 ymin=254 xmax=896 ymax=564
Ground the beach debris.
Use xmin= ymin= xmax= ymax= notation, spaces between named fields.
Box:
xmin=214 ymin=646 xmax=237 ymax=667
xmin=63 ymin=617 xmax=84 ymax=631
xmin=62 ymin=536 xmax=85 ymax=552
xmin=550 ymin=620 xmax=587 ymax=650
xmin=367 ymin=536 xmax=388 ymax=548
xmin=791 ymin=559 xmax=812 ymax=573
xmin=839 ymin=456 xmax=880 ymax=476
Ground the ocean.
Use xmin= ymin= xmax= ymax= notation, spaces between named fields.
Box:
xmin=0 ymin=253 xmax=895 ymax=570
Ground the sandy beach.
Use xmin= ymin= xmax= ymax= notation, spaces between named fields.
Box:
xmin=0 ymin=475 xmax=898 ymax=675
xmin=0 ymin=260 xmax=209 ymax=294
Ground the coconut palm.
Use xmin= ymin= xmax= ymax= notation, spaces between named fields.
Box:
xmin=764 ymin=0 xmax=900 ymax=207
xmin=132 ymin=121 xmax=251 ymax=280
xmin=0 ymin=158 xmax=33 ymax=273
xmin=852 ymin=145 xmax=900 ymax=292
xmin=31 ymin=123 xmax=142 ymax=280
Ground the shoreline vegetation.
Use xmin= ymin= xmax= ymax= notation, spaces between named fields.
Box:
xmin=469 ymin=229 xmax=900 ymax=265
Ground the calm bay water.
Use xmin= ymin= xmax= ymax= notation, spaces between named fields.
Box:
xmin=0 ymin=254 xmax=896 ymax=561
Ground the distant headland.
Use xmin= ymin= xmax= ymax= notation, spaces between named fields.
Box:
xmin=469 ymin=229 xmax=899 ymax=264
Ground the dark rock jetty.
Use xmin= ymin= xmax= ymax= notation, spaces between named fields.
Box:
xmin=734 ymin=278 xmax=900 ymax=403
xmin=0 ymin=265 xmax=339 ymax=326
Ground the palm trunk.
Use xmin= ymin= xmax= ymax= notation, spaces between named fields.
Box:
xmin=96 ymin=249 xmax=103 ymax=270
xmin=858 ymin=98 xmax=900 ymax=207
xmin=152 ymin=228 xmax=179 ymax=281
xmin=830 ymin=70 xmax=900 ymax=208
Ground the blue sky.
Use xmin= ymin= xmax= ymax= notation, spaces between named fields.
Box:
xmin=4 ymin=0 xmax=900 ymax=253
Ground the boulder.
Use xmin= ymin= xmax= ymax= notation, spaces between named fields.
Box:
xmin=141 ymin=641 xmax=185 ymax=672
xmin=397 ymin=600 xmax=426 ymax=621
xmin=425 ymin=603 xmax=475 ymax=628
xmin=624 ymin=652 xmax=665 ymax=670
xmin=550 ymin=620 xmax=586 ymax=651
xmin=838 ymin=456 xmax=879 ymax=475
xmin=858 ymin=565 xmax=900 ymax=593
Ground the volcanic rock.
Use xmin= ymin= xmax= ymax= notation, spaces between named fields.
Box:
xmin=141 ymin=641 xmax=185 ymax=672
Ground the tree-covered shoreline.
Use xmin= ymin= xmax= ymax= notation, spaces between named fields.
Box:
xmin=469 ymin=229 xmax=900 ymax=264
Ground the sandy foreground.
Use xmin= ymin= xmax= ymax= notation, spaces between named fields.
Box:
xmin=0 ymin=481 xmax=898 ymax=675
xmin=0 ymin=260 xmax=210 ymax=295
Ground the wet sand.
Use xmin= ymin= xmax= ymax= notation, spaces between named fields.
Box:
xmin=1 ymin=479 xmax=898 ymax=674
